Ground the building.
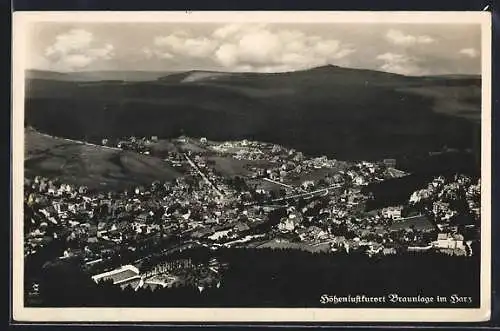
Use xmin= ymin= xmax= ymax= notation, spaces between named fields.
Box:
xmin=92 ymin=265 xmax=141 ymax=285
xmin=433 ymin=233 xmax=466 ymax=250
xmin=278 ymin=216 xmax=299 ymax=232
xmin=382 ymin=247 xmax=397 ymax=255
xmin=382 ymin=206 xmax=403 ymax=220
xmin=301 ymin=180 xmax=315 ymax=190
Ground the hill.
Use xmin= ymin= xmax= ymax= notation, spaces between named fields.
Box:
xmin=24 ymin=65 xmax=481 ymax=161
xmin=25 ymin=129 xmax=181 ymax=190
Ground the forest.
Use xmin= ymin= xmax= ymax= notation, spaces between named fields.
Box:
xmin=28 ymin=246 xmax=480 ymax=308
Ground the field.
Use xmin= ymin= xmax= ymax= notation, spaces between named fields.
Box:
xmin=284 ymin=166 xmax=349 ymax=186
xmin=256 ymin=239 xmax=331 ymax=253
xmin=207 ymin=156 xmax=274 ymax=178
xmin=25 ymin=130 xmax=182 ymax=190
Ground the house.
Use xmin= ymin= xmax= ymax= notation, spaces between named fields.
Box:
xmin=382 ymin=247 xmax=397 ymax=255
xmin=296 ymin=227 xmax=309 ymax=241
xmin=278 ymin=218 xmax=295 ymax=232
xmin=208 ymin=229 xmax=232 ymax=241
xmin=134 ymin=186 xmax=146 ymax=195
xmin=409 ymin=189 xmax=431 ymax=204
xmin=136 ymin=212 xmax=149 ymax=223
xmin=382 ymin=206 xmax=403 ymax=220
xmin=301 ymin=180 xmax=315 ymax=190
xmin=433 ymin=233 xmax=465 ymax=250
xmin=308 ymin=226 xmax=328 ymax=240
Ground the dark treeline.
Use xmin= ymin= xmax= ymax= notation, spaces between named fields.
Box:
xmin=397 ymin=150 xmax=480 ymax=176
xmin=363 ymin=151 xmax=480 ymax=210
xmin=363 ymin=174 xmax=435 ymax=210
xmin=30 ymin=247 xmax=480 ymax=308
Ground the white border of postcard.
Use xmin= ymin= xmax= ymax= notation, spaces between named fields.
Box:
xmin=11 ymin=11 xmax=492 ymax=323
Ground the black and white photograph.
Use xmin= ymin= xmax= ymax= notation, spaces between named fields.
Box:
xmin=12 ymin=11 xmax=491 ymax=322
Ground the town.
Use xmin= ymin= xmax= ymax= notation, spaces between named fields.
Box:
xmin=24 ymin=134 xmax=481 ymax=298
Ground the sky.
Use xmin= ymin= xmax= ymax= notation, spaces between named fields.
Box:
xmin=26 ymin=22 xmax=482 ymax=76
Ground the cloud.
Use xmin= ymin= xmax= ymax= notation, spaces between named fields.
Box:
xmin=142 ymin=47 xmax=173 ymax=59
xmin=43 ymin=29 xmax=114 ymax=71
xmin=385 ymin=29 xmax=435 ymax=46
xmin=459 ymin=48 xmax=479 ymax=58
xmin=147 ymin=24 xmax=356 ymax=72
xmin=376 ymin=52 xmax=428 ymax=76
xmin=153 ymin=32 xmax=218 ymax=58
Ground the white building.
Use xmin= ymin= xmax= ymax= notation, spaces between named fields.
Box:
xmin=92 ymin=265 xmax=140 ymax=285
xmin=278 ymin=215 xmax=300 ymax=232
xmin=433 ymin=233 xmax=465 ymax=250
xmin=382 ymin=206 xmax=403 ymax=220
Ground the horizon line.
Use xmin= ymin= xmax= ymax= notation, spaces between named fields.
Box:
xmin=23 ymin=64 xmax=482 ymax=78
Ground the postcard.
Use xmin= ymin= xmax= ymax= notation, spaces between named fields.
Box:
xmin=11 ymin=11 xmax=491 ymax=323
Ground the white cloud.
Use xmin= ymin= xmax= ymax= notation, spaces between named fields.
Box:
xmin=154 ymin=33 xmax=217 ymax=58
xmin=385 ymin=29 xmax=435 ymax=46
xmin=459 ymin=48 xmax=479 ymax=58
xmin=376 ymin=52 xmax=428 ymax=76
xmin=147 ymin=24 xmax=356 ymax=72
xmin=142 ymin=47 xmax=173 ymax=59
xmin=43 ymin=29 xmax=115 ymax=71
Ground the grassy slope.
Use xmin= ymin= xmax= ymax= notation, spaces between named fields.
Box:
xmin=25 ymin=130 xmax=181 ymax=190
xmin=25 ymin=69 xmax=177 ymax=82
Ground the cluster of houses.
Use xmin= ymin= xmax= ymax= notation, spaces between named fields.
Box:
xmin=271 ymin=172 xmax=479 ymax=257
xmin=25 ymin=136 xmax=480 ymax=294
xmin=102 ymin=135 xmax=159 ymax=155
xmin=91 ymin=257 xmax=224 ymax=292
xmin=24 ymin=156 xmax=272 ymax=265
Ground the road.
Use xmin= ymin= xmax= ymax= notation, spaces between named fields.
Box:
xmin=269 ymin=184 xmax=342 ymax=203
xmin=35 ymin=131 xmax=122 ymax=151
xmin=183 ymin=153 xmax=225 ymax=198
xmin=262 ymin=177 xmax=294 ymax=189
xmin=243 ymin=183 xmax=342 ymax=207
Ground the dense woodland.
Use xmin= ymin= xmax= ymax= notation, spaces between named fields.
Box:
xmin=24 ymin=66 xmax=481 ymax=161
xmin=363 ymin=150 xmax=480 ymax=210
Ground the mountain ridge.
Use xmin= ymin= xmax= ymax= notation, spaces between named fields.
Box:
xmin=25 ymin=64 xmax=481 ymax=82
xmin=24 ymin=64 xmax=481 ymax=161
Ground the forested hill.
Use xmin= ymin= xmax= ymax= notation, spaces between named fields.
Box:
xmin=24 ymin=65 xmax=481 ymax=161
